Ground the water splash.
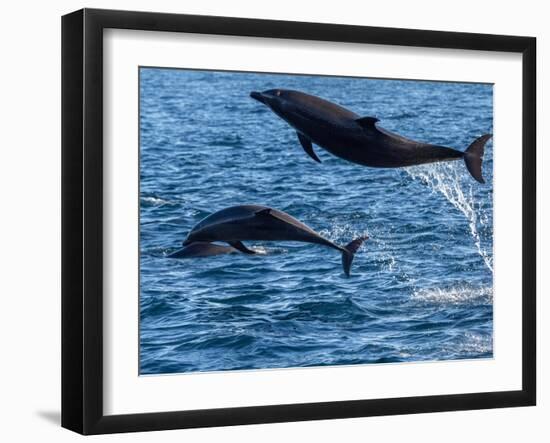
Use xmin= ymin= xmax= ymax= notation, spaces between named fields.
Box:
xmin=249 ymin=245 xmax=288 ymax=255
xmin=441 ymin=332 xmax=493 ymax=357
xmin=412 ymin=285 xmax=493 ymax=305
xmin=141 ymin=195 xmax=171 ymax=207
xmin=454 ymin=332 xmax=493 ymax=355
xmin=319 ymin=222 xmax=370 ymax=250
xmin=405 ymin=163 xmax=493 ymax=272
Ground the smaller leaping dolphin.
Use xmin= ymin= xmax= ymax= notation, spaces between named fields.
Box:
xmin=168 ymin=242 xmax=239 ymax=258
xmin=180 ymin=204 xmax=368 ymax=276
xmin=250 ymin=89 xmax=492 ymax=183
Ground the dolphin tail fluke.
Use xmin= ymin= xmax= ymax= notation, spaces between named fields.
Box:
xmin=341 ymin=236 xmax=368 ymax=277
xmin=464 ymin=134 xmax=492 ymax=184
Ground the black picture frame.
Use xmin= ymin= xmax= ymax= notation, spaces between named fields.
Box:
xmin=61 ymin=8 xmax=536 ymax=435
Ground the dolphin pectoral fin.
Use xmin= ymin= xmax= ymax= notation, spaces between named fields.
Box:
xmin=355 ymin=117 xmax=380 ymax=132
xmin=228 ymin=241 xmax=256 ymax=254
xmin=297 ymin=132 xmax=321 ymax=163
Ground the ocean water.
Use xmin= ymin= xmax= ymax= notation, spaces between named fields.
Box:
xmin=139 ymin=68 xmax=493 ymax=375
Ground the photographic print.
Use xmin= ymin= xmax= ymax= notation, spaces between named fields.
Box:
xmin=139 ymin=67 xmax=494 ymax=375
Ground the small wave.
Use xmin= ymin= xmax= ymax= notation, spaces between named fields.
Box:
xmin=174 ymin=334 xmax=256 ymax=351
xmin=142 ymin=246 xmax=173 ymax=258
xmin=206 ymin=292 xmax=270 ymax=305
xmin=214 ymin=133 xmax=243 ymax=147
xmin=412 ymin=285 xmax=493 ymax=305
xmin=438 ymin=332 xmax=493 ymax=358
xmin=455 ymin=332 xmax=493 ymax=355
xmin=275 ymin=296 xmax=371 ymax=322
xmin=141 ymin=298 xmax=175 ymax=318
xmin=141 ymin=195 xmax=171 ymax=207
xmin=387 ymin=112 xmax=416 ymax=120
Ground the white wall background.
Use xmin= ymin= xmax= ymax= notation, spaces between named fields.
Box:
xmin=0 ymin=1 xmax=546 ymax=441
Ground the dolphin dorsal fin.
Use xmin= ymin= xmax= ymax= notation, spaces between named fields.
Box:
xmin=254 ymin=208 xmax=286 ymax=223
xmin=355 ymin=116 xmax=380 ymax=131
xmin=254 ymin=208 xmax=271 ymax=217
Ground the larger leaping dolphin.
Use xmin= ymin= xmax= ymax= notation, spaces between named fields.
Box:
xmin=250 ymin=89 xmax=492 ymax=183
xmin=180 ymin=204 xmax=368 ymax=276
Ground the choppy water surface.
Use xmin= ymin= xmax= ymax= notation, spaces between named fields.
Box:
xmin=139 ymin=68 xmax=493 ymax=374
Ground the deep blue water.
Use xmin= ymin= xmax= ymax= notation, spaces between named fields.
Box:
xmin=139 ymin=68 xmax=493 ymax=375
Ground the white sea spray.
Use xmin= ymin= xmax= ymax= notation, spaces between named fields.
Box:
xmin=405 ymin=162 xmax=493 ymax=272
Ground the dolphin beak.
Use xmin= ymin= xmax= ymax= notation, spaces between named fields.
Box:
xmin=182 ymin=238 xmax=192 ymax=246
xmin=250 ymin=91 xmax=266 ymax=104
